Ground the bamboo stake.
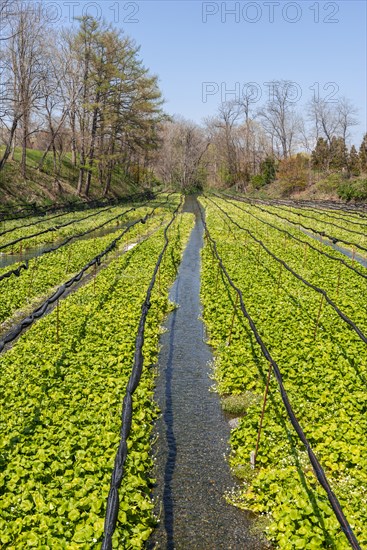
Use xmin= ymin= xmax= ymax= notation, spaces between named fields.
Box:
xmin=276 ymin=264 xmax=282 ymax=296
xmin=253 ymin=363 xmax=272 ymax=468
xmin=313 ymin=294 xmax=324 ymax=340
xmin=303 ymin=242 xmax=308 ymax=266
xmin=56 ymin=299 xmax=60 ymax=343
xmin=336 ymin=262 xmax=342 ymax=297
xmin=93 ymin=262 xmax=97 ymax=295
xmin=227 ymin=294 xmax=239 ymax=346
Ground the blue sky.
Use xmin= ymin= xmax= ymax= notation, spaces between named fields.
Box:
xmin=55 ymin=0 xmax=366 ymax=144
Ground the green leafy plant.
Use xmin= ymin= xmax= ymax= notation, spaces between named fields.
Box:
xmin=199 ymin=197 xmax=367 ymax=548
xmin=0 ymin=202 xmax=194 ymax=547
xmin=0 ymin=205 xmax=170 ymax=328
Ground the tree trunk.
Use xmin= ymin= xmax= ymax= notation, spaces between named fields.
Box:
xmin=38 ymin=111 xmax=68 ymax=172
xmin=10 ymin=133 xmax=16 ymax=161
xmin=21 ymin=116 xmax=28 ymax=178
xmin=70 ymin=109 xmax=77 ymax=166
xmin=103 ymin=137 xmax=116 ymax=196
xmin=0 ymin=116 xmax=19 ymax=171
xmin=98 ymin=158 xmax=104 ymax=189
xmin=85 ymin=97 xmax=100 ymax=197
xmin=77 ymin=165 xmax=84 ymax=195
xmin=103 ymin=163 xmax=113 ymax=196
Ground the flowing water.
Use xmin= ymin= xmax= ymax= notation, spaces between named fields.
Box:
xmin=300 ymin=228 xmax=367 ymax=268
xmin=149 ymin=196 xmax=266 ymax=549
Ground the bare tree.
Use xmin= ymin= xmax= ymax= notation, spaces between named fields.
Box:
xmin=37 ymin=43 xmax=70 ymax=187
xmin=59 ymin=30 xmax=83 ymax=168
xmin=337 ymin=97 xmax=358 ymax=143
xmin=258 ymin=80 xmax=301 ymax=159
xmin=205 ymin=100 xmax=244 ymax=185
xmin=238 ymin=86 xmax=257 ymax=168
xmin=1 ymin=3 xmax=48 ymax=176
xmin=0 ymin=0 xmax=17 ymax=41
xmin=308 ymin=97 xmax=340 ymax=145
xmin=155 ymin=118 xmax=209 ymax=191
xmin=0 ymin=1 xmax=20 ymax=169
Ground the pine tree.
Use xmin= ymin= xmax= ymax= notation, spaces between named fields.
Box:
xmin=260 ymin=156 xmax=276 ymax=183
xmin=329 ymin=137 xmax=348 ymax=171
xmin=348 ymin=145 xmax=360 ymax=176
xmin=311 ymin=138 xmax=329 ymax=172
xmin=359 ymin=133 xmax=367 ymax=172
xmin=67 ymin=16 xmax=163 ymax=196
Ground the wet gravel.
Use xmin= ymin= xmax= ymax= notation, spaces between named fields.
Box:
xmin=148 ymin=196 xmax=267 ymax=549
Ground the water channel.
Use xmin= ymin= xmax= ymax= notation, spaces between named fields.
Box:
xmin=149 ymin=196 xmax=266 ymax=549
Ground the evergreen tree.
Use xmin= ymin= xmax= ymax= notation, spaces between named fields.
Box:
xmin=329 ymin=137 xmax=348 ymax=171
xmin=67 ymin=16 xmax=163 ymax=196
xmin=348 ymin=145 xmax=360 ymax=177
xmin=311 ymin=137 xmax=329 ymax=172
xmin=359 ymin=133 xmax=367 ymax=172
xmin=260 ymin=156 xmax=276 ymax=183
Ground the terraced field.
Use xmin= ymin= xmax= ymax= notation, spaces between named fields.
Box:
xmin=1 ymin=193 xmax=366 ymax=549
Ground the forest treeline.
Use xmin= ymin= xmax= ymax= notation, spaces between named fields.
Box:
xmin=0 ymin=1 xmax=164 ymax=197
xmin=0 ymin=0 xmax=366 ymax=200
xmin=155 ymin=95 xmax=367 ymax=199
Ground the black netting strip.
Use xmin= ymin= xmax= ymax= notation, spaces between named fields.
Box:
xmin=101 ymin=198 xmax=182 ymax=550
xmin=199 ymin=202 xmax=361 ymax=550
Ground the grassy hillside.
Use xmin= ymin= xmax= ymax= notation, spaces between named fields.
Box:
xmin=1 ymin=147 xmax=366 ymax=207
xmin=242 ymin=174 xmax=367 ymax=202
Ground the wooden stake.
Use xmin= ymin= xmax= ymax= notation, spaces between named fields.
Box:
xmin=276 ymin=263 xmax=282 ymax=295
xmin=56 ymin=299 xmax=60 ymax=343
xmin=93 ymin=262 xmax=97 ymax=294
xmin=227 ymin=294 xmax=239 ymax=345
xmin=336 ymin=262 xmax=342 ymax=297
xmin=313 ymin=294 xmax=324 ymax=340
xmin=65 ymin=248 xmax=72 ymax=273
xmin=253 ymin=363 xmax=272 ymax=468
xmin=215 ymin=264 xmax=219 ymax=292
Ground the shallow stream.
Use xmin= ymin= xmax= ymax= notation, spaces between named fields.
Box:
xmin=149 ymin=196 xmax=266 ymax=549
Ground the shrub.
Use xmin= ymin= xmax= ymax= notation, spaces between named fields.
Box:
xmin=250 ymin=174 xmax=266 ymax=189
xmin=260 ymin=156 xmax=277 ymax=184
xmin=277 ymin=154 xmax=309 ymax=192
xmin=338 ymin=178 xmax=367 ymax=201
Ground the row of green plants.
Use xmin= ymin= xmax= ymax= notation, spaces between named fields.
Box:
xmin=263 ymin=201 xmax=367 ymax=233
xmin=0 ymin=205 xmax=108 ymax=235
xmin=0 ymin=204 xmax=170 ymax=328
xmin=220 ymin=198 xmax=367 ymax=335
xmin=199 ymin=197 xmax=367 ymax=549
xmin=223 ymin=191 xmax=367 ymax=233
xmin=255 ymin=201 xmax=367 ymax=253
xmin=269 ymin=202 xmax=367 ymax=226
xmin=0 ymin=207 xmax=194 ymax=548
xmin=0 ymin=203 xmax=137 ymax=253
